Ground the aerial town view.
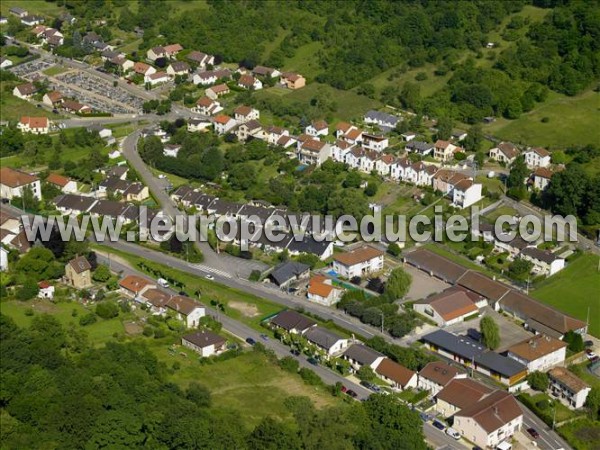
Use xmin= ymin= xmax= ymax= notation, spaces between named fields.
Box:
xmin=0 ymin=1 xmax=599 ymax=449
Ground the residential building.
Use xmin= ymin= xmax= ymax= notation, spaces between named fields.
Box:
xmin=0 ymin=167 xmax=41 ymax=200
xmin=375 ymin=358 xmax=417 ymax=391
xmin=9 ymin=7 xmax=28 ymax=17
xmin=145 ymin=71 xmax=170 ymax=86
xmin=42 ymin=90 xmax=63 ymax=107
xmin=421 ymin=330 xmax=528 ymax=389
xmin=62 ymin=99 xmax=92 ymax=114
xmin=362 ymin=133 xmax=389 ymax=152
xmin=401 ymin=131 xmax=417 ymax=142
xmin=119 ymin=275 xmax=155 ymax=298
xmin=0 ymin=247 xmax=8 ymax=271
xmin=238 ymin=74 xmax=262 ymax=90
xmin=548 ymin=367 xmax=591 ymax=409
xmin=268 ymin=261 xmax=310 ymax=289
xmin=146 ymin=46 xmax=166 ymax=61
xmin=532 ymin=167 xmax=554 ymax=191
xmin=304 ymin=327 xmax=348 ymax=356
xmin=163 ymin=43 xmax=183 ymax=58
xmin=524 ymin=147 xmax=551 ymax=168
xmin=87 ymin=125 xmax=112 ymax=140
xmin=435 ymin=378 xmax=493 ymax=417
xmin=133 ymin=62 xmax=156 ymax=77
xmin=53 ymin=194 xmax=97 ymax=215
xmin=0 ymin=57 xmax=13 ymax=69
xmin=64 ymin=256 xmax=92 ymax=289
xmin=18 ymin=116 xmax=50 ymax=134
xmin=453 ymin=179 xmax=483 ymax=209
xmin=205 ymin=83 xmax=230 ymax=100
xmin=46 ymin=173 xmax=77 ymax=193
xmin=186 ymin=51 xmax=215 ymax=68
xmin=342 ymin=344 xmax=385 ymax=371
xmin=213 ymin=114 xmax=237 ymax=135
xmin=166 ymin=295 xmax=205 ymax=328
xmin=193 ymin=96 xmax=222 ymax=116
xmin=163 ymin=144 xmax=181 ymax=158
xmin=280 ymin=72 xmax=306 ymax=89
xmin=233 ymin=105 xmax=260 ymax=123
xmin=364 ymin=110 xmax=399 ymax=129
xmin=297 ymin=139 xmax=331 ymax=166
xmin=520 ymin=246 xmax=565 ymax=276
xmin=166 ymin=61 xmax=190 ymax=77
xmin=506 ymin=334 xmax=567 ymax=372
xmin=193 ymin=69 xmax=232 ymax=86
xmin=434 ymin=140 xmax=463 ymax=162
xmin=418 ymin=361 xmax=467 ymax=396
xmin=270 ymin=310 xmax=316 ymax=334
xmin=453 ymin=391 xmax=523 ymax=449
xmin=252 ymin=66 xmax=280 ymax=78
xmin=38 ymin=281 xmax=55 ymax=299
xmin=413 ymin=287 xmax=480 ymax=327
xmin=489 ymin=142 xmax=520 ymax=164
xmin=305 ymin=120 xmax=329 ymax=137
xmin=307 ymin=275 xmax=342 ymax=306
xmin=332 ymin=245 xmax=384 ymax=279
xmin=182 ymin=330 xmax=226 ymax=357
xmin=187 ymin=118 xmax=211 ymax=132
xmin=405 ymin=140 xmax=434 ymax=156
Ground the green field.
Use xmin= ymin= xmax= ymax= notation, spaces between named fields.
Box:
xmin=483 ymin=89 xmax=600 ymax=149
xmin=281 ymin=41 xmax=324 ymax=81
xmin=531 ymin=253 xmax=600 ymax=338
xmin=42 ymin=66 xmax=69 ymax=77
xmin=0 ymin=0 xmax=63 ymax=16
xmin=0 ymin=85 xmax=63 ymax=123
xmin=151 ymin=347 xmax=340 ymax=427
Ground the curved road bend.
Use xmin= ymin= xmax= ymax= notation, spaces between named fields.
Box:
xmin=95 ymin=252 xmax=466 ymax=450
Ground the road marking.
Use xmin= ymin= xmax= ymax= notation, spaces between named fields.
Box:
xmin=188 ymin=263 xmax=232 ymax=279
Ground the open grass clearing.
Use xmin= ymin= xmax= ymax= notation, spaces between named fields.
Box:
xmin=531 ymin=253 xmax=600 ymax=338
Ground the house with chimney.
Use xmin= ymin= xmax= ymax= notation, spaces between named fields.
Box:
xmin=64 ymin=256 xmax=93 ymax=289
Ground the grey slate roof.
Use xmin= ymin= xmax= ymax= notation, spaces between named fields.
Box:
xmin=54 ymin=194 xmax=97 ymax=212
xmin=342 ymin=344 xmax=384 ymax=366
xmin=364 ymin=110 xmax=399 ymax=127
xmin=269 ymin=261 xmax=310 ymax=286
xmin=304 ymin=327 xmax=344 ymax=351
xmin=520 ymin=247 xmax=560 ymax=264
xmin=406 ymin=140 xmax=434 ymax=153
xmin=270 ymin=310 xmax=316 ymax=333
xmin=421 ymin=330 xmax=527 ymax=378
xmin=287 ymin=235 xmax=331 ymax=257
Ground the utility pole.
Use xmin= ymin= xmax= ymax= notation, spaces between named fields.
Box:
xmin=380 ymin=312 xmax=384 ymax=334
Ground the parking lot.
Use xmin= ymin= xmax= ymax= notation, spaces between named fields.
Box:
xmin=402 ymin=264 xmax=449 ymax=303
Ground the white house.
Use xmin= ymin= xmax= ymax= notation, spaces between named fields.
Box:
xmin=307 ymin=275 xmax=342 ymax=307
xmin=187 ymin=118 xmax=211 ymax=133
xmin=18 ymin=116 xmax=50 ymax=134
xmin=304 ymin=327 xmax=348 ymax=356
xmin=524 ymin=147 xmax=551 ymax=168
xmin=305 ymin=120 xmax=329 ymax=137
xmin=0 ymin=57 xmax=13 ymax=69
xmin=238 ymin=74 xmax=262 ymax=90
xmin=192 ymin=69 xmax=231 ymax=86
xmin=413 ymin=287 xmax=479 ymax=327
xmin=182 ymin=330 xmax=226 ymax=357
xmin=0 ymin=167 xmax=42 ymax=200
xmin=452 ymin=179 xmax=483 ymax=209
xmin=489 ymin=142 xmax=520 ymax=164
xmin=520 ymin=246 xmax=565 ymax=276
xmin=165 ymin=295 xmax=205 ymax=328
xmin=193 ymin=96 xmax=222 ymax=116
xmin=0 ymin=247 xmax=8 ymax=271
xmin=362 ymin=133 xmax=389 ymax=152
xmin=13 ymin=83 xmax=37 ymax=100
xmin=418 ymin=361 xmax=467 ymax=396
xmin=453 ymin=391 xmax=523 ymax=449
xmin=364 ymin=110 xmax=399 ymax=129
xmin=163 ymin=144 xmax=181 ymax=158
xmin=297 ymin=139 xmax=331 ymax=166
xmin=212 ymin=115 xmax=237 ymax=135
xmin=166 ymin=61 xmax=190 ymax=77
xmin=37 ymin=281 xmax=55 ymax=299
xmin=434 ymin=140 xmax=463 ymax=162
xmin=46 ymin=173 xmax=77 ymax=194
xmin=375 ymin=359 xmax=418 ymax=391
xmin=332 ymin=245 xmax=384 ymax=279
xmin=506 ymin=334 xmax=567 ymax=372
xmin=532 ymin=167 xmax=554 ymax=191
xmin=133 ymin=62 xmax=156 ymax=77
xmin=233 ymin=105 xmax=260 ymax=123
xmin=145 ymin=71 xmax=170 ymax=85
xmin=548 ymin=367 xmax=591 ymax=409
xmin=342 ymin=344 xmax=385 ymax=371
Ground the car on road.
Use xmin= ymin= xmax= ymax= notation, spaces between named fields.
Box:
xmin=526 ymin=428 xmax=540 ymax=439
xmin=245 ymin=337 xmax=256 ymax=346
xmin=585 ymin=340 xmax=594 ymax=348
xmin=290 ymin=349 xmax=300 ymax=356
xmin=205 ymin=274 xmax=214 ymax=280
xmin=360 ymin=381 xmax=374 ymax=390
xmin=419 ymin=412 xmax=430 ymax=422
xmin=432 ymin=420 xmax=446 ymax=431
xmin=446 ymin=428 xmax=461 ymax=440
xmin=345 ymin=390 xmax=357 ymax=398
xmin=158 ymin=174 xmax=166 ymax=179
xmin=586 ymin=350 xmax=597 ymax=360
xmin=307 ymin=357 xmax=319 ymax=366
xmin=340 ymin=385 xmax=348 ymax=393
xmin=260 ymin=334 xmax=269 ymax=341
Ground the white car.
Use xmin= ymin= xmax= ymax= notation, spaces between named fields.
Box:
xmin=586 ymin=350 xmax=597 ymax=360
xmin=205 ymin=274 xmax=214 ymax=280
xmin=446 ymin=428 xmax=461 ymax=440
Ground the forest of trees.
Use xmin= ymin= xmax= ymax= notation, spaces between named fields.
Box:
xmin=1 ymin=313 xmax=427 ymax=449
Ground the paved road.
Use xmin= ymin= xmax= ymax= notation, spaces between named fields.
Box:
xmin=94 ymin=252 xmax=466 ymax=449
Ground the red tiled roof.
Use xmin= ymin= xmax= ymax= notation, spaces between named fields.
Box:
xmin=0 ymin=167 xmax=39 ymax=188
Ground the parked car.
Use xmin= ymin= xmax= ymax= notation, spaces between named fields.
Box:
xmin=290 ymin=349 xmax=300 ymax=356
xmin=340 ymin=385 xmax=348 ymax=393
xmin=307 ymin=357 xmax=319 ymax=366
xmin=586 ymin=350 xmax=597 ymax=360
xmin=260 ymin=334 xmax=269 ymax=341
xmin=360 ymin=381 xmax=374 ymax=389
xmin=432 ymin=420 xmax=446 ymax=431
xmin=527 ymin=428 xmax=540 ymax=439
xmin=584 ymin=340 xmax=594 ymax=348
xmin=419 ymin=412 xmax=430 ymax=422
xmin=205 ymin=274 xmax=214 ymax=280
xmin=446 ymin=428 xmax=461 ymax=440
xmin=245 ymin=337 xmax=256 ymax=346
xmin=345 ymin=390 xmax=357 ymax=398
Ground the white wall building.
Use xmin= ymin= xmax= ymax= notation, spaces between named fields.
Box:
xmin=332 ymin=245 xmax=384 ymax=279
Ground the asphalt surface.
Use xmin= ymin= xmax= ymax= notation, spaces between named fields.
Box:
xmin=94 ymin=252 xmax=467 ymax=449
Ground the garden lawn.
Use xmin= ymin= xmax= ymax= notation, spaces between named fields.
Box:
xmin=0 ymin=0 xmax=63 ymax=16
xmin=0 ymin=85 xmax=63 ymax=122
xmin=149 ymin=348 xmax=340 ymax=428
xmin=558 ymin=419 xmax=600 ymax=450
xmin=531 ymin=253 xmax=600 ymax=338
xmin=482 ymin=89 xmax=600 ymax=149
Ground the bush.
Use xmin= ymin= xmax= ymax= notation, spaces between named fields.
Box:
xmin=142 ymin=326 xmax=154 ymax=337
xmin=24 ymin=308 xmax=34 ymax=317
xmin=79 ymin=313 xmax=97 ymax=326
xmin=387 ymin=243 xmax=401 ymax=257
xmin=154 ymin=327 xmax=166 ymax=338
xmin=528 ymin=371 xmax=550 ymax=391
xmin=16 ymin=283 xmax=39 ymax=301
xmin=298 ymin=368 xmax=322 ymax=386
xmin=279 ymin=356 xmax=300 ymax=373
xmin=536 ymin=399 xmax=550 ymax=410
xmin=95 ymin=301 xmax=119 ymax=319
xmin=249 ymin=269 xmax=262 ymax=281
